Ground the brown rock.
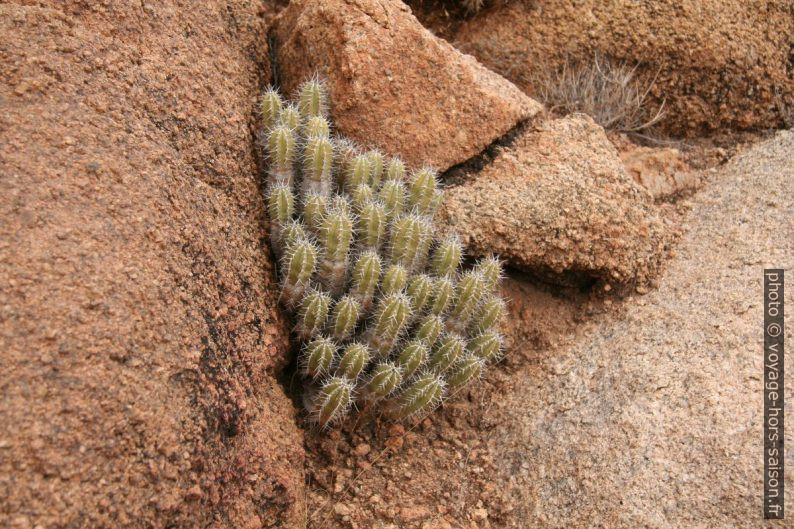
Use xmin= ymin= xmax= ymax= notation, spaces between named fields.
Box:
xmin=440 ymin=114 xmax=670 ymax=286
xmin=272 ymin=0 xmax=541 ymax=171
xmin=0 ymin=1 xmax=303 ymax=527
xmin=400 ymin=505 xmax=432 ymax=522
xmin=442 ymin=0 xmax=792 ymax=136
xmin=620 ymin=146 xmax=700 ymax=200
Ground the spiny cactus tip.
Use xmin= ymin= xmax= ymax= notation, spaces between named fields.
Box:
xmin=298 ymin=77 xmax=328 ymax=119
xmin=312 ymin=376 xmax=354 ymax=428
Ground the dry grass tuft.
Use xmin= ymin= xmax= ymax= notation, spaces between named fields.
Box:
xmin=535 ymin=55 xmax=666 ymax=134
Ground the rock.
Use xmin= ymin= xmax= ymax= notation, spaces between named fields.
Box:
xmin=620 ymin=145 xmax=699 ymax=200
xmin=400 ymin=505 xmax=432 ymax=522
xmin=272 ymin=0 xmax=541 ymax=171
xmin=483 ymin=129 xmax=794 ymax=528
xmin=440 ymin=0 xmax=792 ymax=136
xmin=440 ymin=114 xmax=671 ymax=286
xmin=0 ymin=2 xmax=304 ymax=527
xmin=472 ymin=507 xmax=488 ymax=520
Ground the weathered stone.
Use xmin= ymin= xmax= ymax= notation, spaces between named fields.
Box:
xmin=0 ymin=2 xmax=304 ymax=526
xmin=620 ymin=145 xmax=699 ymax=200
xmin=442 ymin=0 xmax=792 ymax=136
xmin=272 ymin=0 xmax=541 ymax=171
xmin=440 ymin=114 xmax=671 ymax=286
xmin=488 ymin=129 xmax=794 ymax=528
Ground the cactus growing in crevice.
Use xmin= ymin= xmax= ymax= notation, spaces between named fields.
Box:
xmin=260 ymin=79 xmax=506 ymax=427
xmin=301 ymin=336 xmax=336 ymax=380
xmin=295 ymin=289 xmax=331 ymax=341
xmin=386 ymin=372 xmax=446 ymax=421
xmin=309 ymin=376 xmax=354 ymax=427
xmin=279 ymin=103 xmax=300 ymax=131
xmin=329 ymin=295 xmax=360 ymax=342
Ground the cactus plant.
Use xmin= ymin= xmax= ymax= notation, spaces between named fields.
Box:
xmin=267 ymin=182 xmax=294 ymax=252
xmin=447 ymin=354 xmax=484 ymax=391
xmin=278 ymin=103 xmax=300 ymax=131
xmin=336 ymin=342 xmax=370 ymax=380
xmin=367 ymin=293 xmax=412 ymax=358
xmin=304 ymin=115 xmax=331 ymax=139
xmin=429 ymin=333 xmax=466 ymax=373
xmin=386 ymin=372 xmax=446 ymax=420
xmin=367 ymin=150 xmax=385 ymax=188
xmin=281 ymin=219 xmax=307 ymax=253
xmin=281 ymin=237 xmax=317 ymax=308
xmin=356 ymin=199 xmax=386 ymax=250
xmin=298 ymin=78 xmax=328 ymax=119
xmin=378 ymin=178 xmax=405 ymax=221
xmin=396 ymin=340 xmax=429 ymax=379
xmin=301 ymin=336 xmax=336 ymax=380
xmin=467 ymin=330 xmax=503 ymax=362
xmin=302 ymin=135 xmax=334 ymax=197
xmin=381 ymin=264 xmax=408 ymax=296
xmin=386 ymin=157 xmax=405 ymax=181
xmin=349 ymin=250 xmax=382 ymax=313
xmin=295 ymin=288 xmax=331 ymax=341
xmin=414 ymin=313 xmax=443 ymax=348
xmin=310 ymin=376 xmax=354 ymax=428
xmin=317 ymin=204 xmax=354 ymax=295
xmin=363 ymin=361 xmax=402 ymax=400
xmin=260 ymin=80 xmax=506 ymax=426
xmin=471 ymin=295 xmax=506 ymax=334
xmin=259 ymin=88 xmax=283 ymax=130
xmin=431 ymin=236 xmax=463 ymax=278
xmin=266 ymin=125 xmax=296 ymax=184
xmin=446 ymin=270 xmax=486 ymax=334
xmin=330 ymin=295 xmax=360 ymax=342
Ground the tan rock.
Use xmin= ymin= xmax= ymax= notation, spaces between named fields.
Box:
xmin=485 ymin=129 xmax=794 ymax=528
xmin=440 ymin=114 xmax=670 ymax=286
xmin=620 ymin=146 xmax=700 ymax=200
xmin=0 ymin=1 xmax=303 ymax=526
xmin=272 ymin=0 xmax=541 ymax=171
xmin=400 ymin=505 xmax=432 ymax=522
xmin=443 ymin=0 xmax=792 ymax=136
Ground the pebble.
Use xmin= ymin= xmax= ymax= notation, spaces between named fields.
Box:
xmin=473 ymin=508 xmax=488 ymax=520
xmin=400 ymin=505 xmax=431 ymax=521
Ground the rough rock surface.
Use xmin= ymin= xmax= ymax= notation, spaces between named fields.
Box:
xmin=272 ymin=0 xmax=542 ymax=171
xmin=299 ymin=129 xmax=793 ymax=529
xmin=620 ymin=145 xmax=699 ymax=201
xmin=440 ymin=114 xmax=671 ymax=286
xmin=427 ymin=0 xmax=793 ymax=136
xmin=0 ymin=2 xmax=304 ymax=527
xmin=484 ymin=128 xmax=794 ymax=529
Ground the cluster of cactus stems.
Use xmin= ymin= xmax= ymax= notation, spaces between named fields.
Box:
xmin=260 ymin=79 xmax=505 ymax=428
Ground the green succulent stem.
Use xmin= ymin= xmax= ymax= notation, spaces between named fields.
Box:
xmin=261 ymin=81 xmax=507 ymax=427
xmin=301 ymin=337 xmax=336 ymax=380
xmin=386 ymin=372 xmax=445 ymax=421
xmin=312 ymin=376 xmax=353 ymax=428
